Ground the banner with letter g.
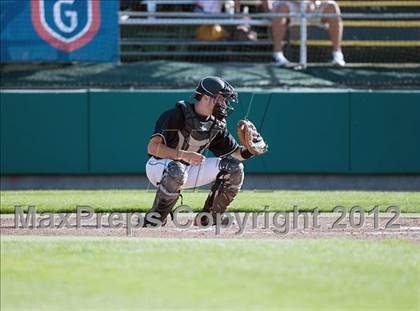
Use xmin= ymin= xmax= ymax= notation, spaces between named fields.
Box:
xmin=1 ymin=0 xmax=119 ymax=62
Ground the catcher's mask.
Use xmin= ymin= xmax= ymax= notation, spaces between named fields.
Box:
xmin=194 ymin=76 xmax=238 ymax=120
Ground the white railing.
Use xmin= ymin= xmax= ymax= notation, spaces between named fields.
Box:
xmin=120 ymin=12 xmax=420 ymax=19
xmin=299 ymin=1 xmax=307 ymax=66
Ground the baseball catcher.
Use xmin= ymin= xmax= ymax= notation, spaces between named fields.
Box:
xmin=144 ymin=76 xmax=268 ymax=227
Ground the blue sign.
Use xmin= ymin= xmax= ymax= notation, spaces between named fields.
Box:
xmin=1 ymin=0 xmax=119 ymax=62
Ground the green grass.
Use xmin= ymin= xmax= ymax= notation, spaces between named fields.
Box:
xmin=1 ymin=190 xmax=419 ymax=214
xmin=1 ymin=237 xmax=419 ymax=310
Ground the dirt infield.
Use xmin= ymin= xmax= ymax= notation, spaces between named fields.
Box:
xmin=1 ymin=213 xmax=420 ymax=242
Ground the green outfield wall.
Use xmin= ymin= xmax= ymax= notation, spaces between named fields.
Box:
xmin=1 ymin=90 xmax=419 ymax=174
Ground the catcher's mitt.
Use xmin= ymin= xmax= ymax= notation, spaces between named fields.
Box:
xmin=237 ymin=119 xmax=268 ymax=156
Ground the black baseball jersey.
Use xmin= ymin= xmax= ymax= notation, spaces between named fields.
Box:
xmin=151 ymin=101 xmax=239 ymax=157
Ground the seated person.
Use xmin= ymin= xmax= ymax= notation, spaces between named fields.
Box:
xmin=262 ymin=0 xmax=345 ymax=66
xmin=195 ymin=0 xmax=225 ymax=13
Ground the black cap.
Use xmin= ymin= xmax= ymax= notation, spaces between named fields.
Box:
xmin=195 ymin=76 xmax=238 ymax=103
xmin=195 ymin=76 xmax=238 ymax=120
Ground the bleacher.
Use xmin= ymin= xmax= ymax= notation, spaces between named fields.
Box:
xmin=119 ymin=0 xmax=420 ymax=64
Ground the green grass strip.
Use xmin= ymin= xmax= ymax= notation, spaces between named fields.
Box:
xmin=1 ymin=190 xmax=419 ymax=213
xmin=1 ymin=237 xmax=419 ymax=310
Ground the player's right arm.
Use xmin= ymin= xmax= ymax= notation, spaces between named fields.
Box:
xmin=148 ymin=136 xmax=205 ymax=166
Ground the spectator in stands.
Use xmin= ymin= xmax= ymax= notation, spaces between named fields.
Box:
xmin=194 ymin=1 xmax=235 ymax=41
xmin=262 ymin=0 xmax=345 ymax=66
xmin=194 ymin=0 xmax=236 ymax=14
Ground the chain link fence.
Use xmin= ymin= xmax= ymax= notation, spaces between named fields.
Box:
xmin=119 ymin=0 xmax=420 ymax=65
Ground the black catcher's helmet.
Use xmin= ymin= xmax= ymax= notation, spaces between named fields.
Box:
xmin=194 ymin=76 xmax=238 ymax=120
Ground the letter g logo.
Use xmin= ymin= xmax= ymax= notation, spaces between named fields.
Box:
xmin=31 ymin=0 xmax=101 ymax=52
xmin=53 ymin=0 xmax=78 ymax=33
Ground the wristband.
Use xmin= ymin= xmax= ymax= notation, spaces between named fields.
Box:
xmin=240 ymin=146 xmax=254 ymax=160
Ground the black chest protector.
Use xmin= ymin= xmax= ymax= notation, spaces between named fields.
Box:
xmin=176 ymin=101 xmax=225 ymax=154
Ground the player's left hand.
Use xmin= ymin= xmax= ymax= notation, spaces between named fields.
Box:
xmin=237 ymin=119 xmax=268 ymax=156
